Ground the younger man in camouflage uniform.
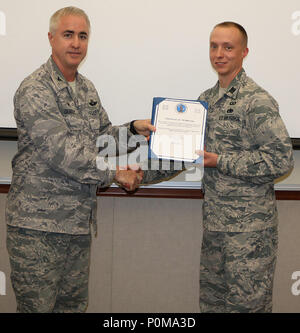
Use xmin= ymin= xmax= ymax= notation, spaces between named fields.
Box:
xmin=198 ymin=22 xmax=294 ymax=312
xmin=5 ymin=7 xmax=160 ymax=313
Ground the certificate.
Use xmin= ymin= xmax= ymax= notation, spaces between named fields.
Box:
xmin=149 ymin=97 xmax=207 ymax=163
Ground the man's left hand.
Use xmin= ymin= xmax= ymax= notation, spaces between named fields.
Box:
xmin=196 ymin=149 xmax=218 ymax=168
xmin=132 ymin=119 xmax=156 ymax=140
xmin=203 ymin=151 xmax=218 ymax=167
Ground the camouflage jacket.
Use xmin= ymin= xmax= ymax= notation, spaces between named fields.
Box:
xmin=6 ymin=57 xmax=137 ymax=235
xmin=198 ymin=69 xmax=294 ymax=232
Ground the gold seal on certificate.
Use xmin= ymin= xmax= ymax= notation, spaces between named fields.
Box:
xmin=149 ymin=97 xmax=207 ymax=163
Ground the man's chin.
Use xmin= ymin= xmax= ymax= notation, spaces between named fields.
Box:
xmin=66 ymin=59 xmax=81 ymax=69
xmin=70 ymin=57 xmax=87 ymax=67
xmin=213 ymin=67 xmax=228 ymax=75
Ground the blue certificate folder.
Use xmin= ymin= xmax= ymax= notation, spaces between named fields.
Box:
xmin=149 ymin=97 xmax=208 ymax=164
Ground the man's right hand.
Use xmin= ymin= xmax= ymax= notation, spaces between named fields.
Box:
xmin=114 ymin=165 xmax=144 ymax=192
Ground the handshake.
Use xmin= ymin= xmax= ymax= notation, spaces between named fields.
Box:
xmin=111 ymin=119 xmax=152 ymax=192
xmin=114 ymin=165 xmax=144 ymax=192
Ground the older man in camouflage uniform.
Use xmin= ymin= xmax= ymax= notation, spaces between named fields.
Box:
xmin=198 ymin=22 xmax=294 ymax=312
xmin=5 ymin=6 xmax=175 ymax=313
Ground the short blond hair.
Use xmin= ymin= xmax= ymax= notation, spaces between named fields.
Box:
xmin=213 ymin=21 xmax=248 ymax=47
xmin=49 ymin=6 xmax=90 ymax=35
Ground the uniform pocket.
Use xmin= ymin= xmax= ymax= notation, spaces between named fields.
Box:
xmin=209 ymin=119 xmax=243 ymax=151
xmin=86 ymin=95 xmax=101 ymax=131
xmin=23 ymin=175 xmax=82 ymax=196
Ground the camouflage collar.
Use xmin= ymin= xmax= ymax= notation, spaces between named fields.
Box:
xmin=44 ymin=57 xmax=68 ymax=91
xmin=207 ymin=69 xmax=246 ymax=107
xmin=224 ymin=68 xmax=247 ymax=99
xmin=45 ymin=56 xmax=85 ymax=91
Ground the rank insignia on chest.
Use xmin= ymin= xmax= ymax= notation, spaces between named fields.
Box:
xmin=89 ymin=99 xmax=98 ymax=106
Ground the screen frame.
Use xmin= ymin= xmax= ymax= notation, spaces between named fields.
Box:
xmin=1 ymin=127 xmax=299 ymax=149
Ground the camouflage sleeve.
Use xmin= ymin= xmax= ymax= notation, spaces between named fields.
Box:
xmin=95 ymin=89 xmax=136 ymax=155
xmin=217 ymin=98 xmax=294 ymax=184
xmin=14 ymin=83 xmax=116 ymax=185
xmin=141 ymin=159 xmax=183 ymax=185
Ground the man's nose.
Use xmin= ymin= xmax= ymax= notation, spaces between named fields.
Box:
xmin=216 ymin=47 xmax=224 ymax=58
xmin=71 ymin=36 xmax=80 ymax=48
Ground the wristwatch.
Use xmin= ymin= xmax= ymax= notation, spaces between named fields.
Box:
xmin=130 ymin=120 xmax=139 ymax=135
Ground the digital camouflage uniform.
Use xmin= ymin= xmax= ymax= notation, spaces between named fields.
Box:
xmin=6 ymin=57 xmax=178 ymax=312
xmin=198 ymin=69 xmax=294 ymax=312
xmin=6 ymin=57 xmax=134 ymax=236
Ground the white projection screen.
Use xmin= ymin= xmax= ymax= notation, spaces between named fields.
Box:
xmin=0 ymin=0 xmax=300 ymax=140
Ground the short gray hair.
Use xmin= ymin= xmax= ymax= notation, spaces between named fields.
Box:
xmin=49 ymin=6 xmax=90 ymax=35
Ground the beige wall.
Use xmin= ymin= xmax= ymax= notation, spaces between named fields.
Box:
xmin=0 ymin=194 xmax=300 ymax=313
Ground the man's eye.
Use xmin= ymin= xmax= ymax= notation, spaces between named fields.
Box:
xmin=226 ymin=46 xmax=233 ymax=50
xmin=80 ymin=35 xmax=88 ymax=40
xmin=64 ymin=33 xmax=72 ymax=38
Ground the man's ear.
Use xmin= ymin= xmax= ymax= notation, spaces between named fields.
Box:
xmin=48 ymin=32 xmax=53 ymax=46
xmin=243 ymin=47 xmax=249 ymax=59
